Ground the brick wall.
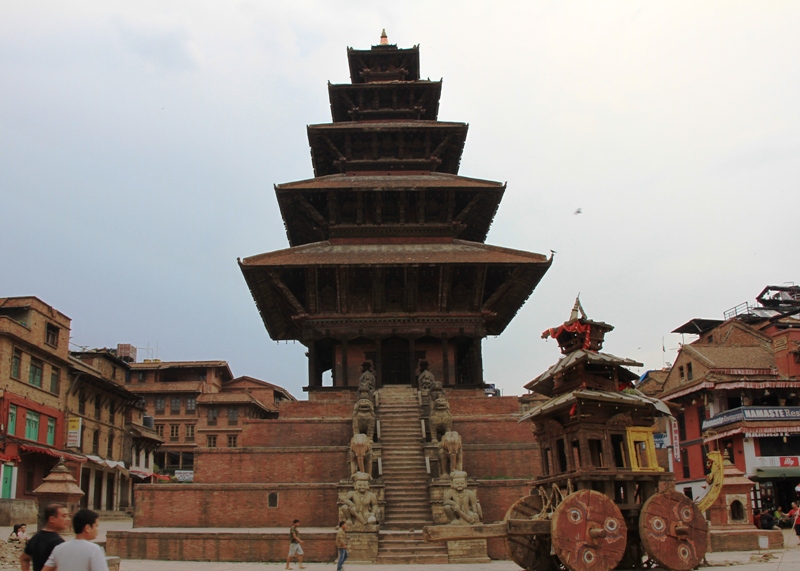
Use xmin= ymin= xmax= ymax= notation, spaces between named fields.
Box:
xmin=276 ymin=400 xmax=353 ymax=419
xmin=476 ymin=480 xmax=531 ymax=559
xmin=242 ymin=419 xmax=351 ymax=447
xmin=133 ymin=483 xmax=340 ymax=528
xmin=107 ymin=529 xmax=337 ymax=562
xmin=194 ymin=447 xmax=349 ymax=483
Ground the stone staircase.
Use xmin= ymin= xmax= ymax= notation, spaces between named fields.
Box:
xmin=376 ymin=385 xmax=448 ymax=564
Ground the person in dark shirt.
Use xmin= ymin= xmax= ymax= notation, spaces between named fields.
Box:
xmin=760 ymin=508 xmax=777 ymax=530
xmin=20 ymin=503 xmax=70 ymax=571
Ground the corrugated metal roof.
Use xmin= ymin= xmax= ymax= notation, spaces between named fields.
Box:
xmin=519 ymin=388 xmax=672 ymax=422
xmin=524 ymin=350 xmax=643 ymax=394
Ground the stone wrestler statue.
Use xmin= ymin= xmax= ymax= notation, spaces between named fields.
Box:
xmin=443 ymin=470 xmax=482 ymax=525
xmin=340 ymin=472 xmax=379 ymax=528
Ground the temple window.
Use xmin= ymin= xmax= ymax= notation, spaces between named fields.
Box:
xmin=611 ymin=434 xmax=627 ymax=468
xmin=589 ymin=439 xmax=604 ymax=468
xmin=555 ymin=439 xmax=568 ymax=473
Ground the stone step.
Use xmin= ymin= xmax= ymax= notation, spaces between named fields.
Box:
xmin=376 ymin=553 xmax=449 ymax=564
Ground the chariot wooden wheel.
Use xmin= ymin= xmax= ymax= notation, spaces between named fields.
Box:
xmin=504 ymin=495 xmax=556 ymax=571
xmin=639 ymin=490 xmax=707 ymax=571
xmin=551 ymin=490 xmax=627 ymax=571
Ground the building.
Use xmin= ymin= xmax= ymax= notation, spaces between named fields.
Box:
xmin=657 ymin=285 xmax=800 ymax=511
xmin=0 ymin=297 xmax=75 ymax=501
xmin=70 ymin=347 xmax=163 ymax=508
xmin=111 ymin=34 xmax=550 ymax=564
xmin=238 ymin=37 xmax=551 ymax=394
xmin=127 ymin=361 xmax=294 ymax=475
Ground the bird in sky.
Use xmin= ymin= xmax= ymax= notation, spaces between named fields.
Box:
xmin=574 ymin=208 xmax=582 ymax=215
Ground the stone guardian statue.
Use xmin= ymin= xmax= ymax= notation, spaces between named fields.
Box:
xmin=443 ymin=470 xmax=482 ymax=525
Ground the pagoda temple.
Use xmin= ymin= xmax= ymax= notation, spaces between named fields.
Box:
xmin=239 ymin=33 xmax=552 ymax=393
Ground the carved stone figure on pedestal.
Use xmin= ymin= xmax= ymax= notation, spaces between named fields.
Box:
xmin=358 ymin=361 xmax=376 ymax=397
xmin=353 ymin=397 xmax=376 ymax=439
xmin=438 ymin=431 xmax=462 ymax=477
xmin=429 ymin=397 xmax=452 ymax=444
xmin=418 ymin=360 xmax=435 ymax=390
xmin=349 ymin=433 xmax=373 ymax=477
xmin=340 ymin=472 xmax=380 ymax=529
xmin=429 ymin=379 xmax=444 ymax=402
xmin=443 ymin=470 xmax=482 ymax=525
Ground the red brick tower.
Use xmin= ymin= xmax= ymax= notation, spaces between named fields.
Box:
xmin=240 ymin=37 xmax=551 ymax=395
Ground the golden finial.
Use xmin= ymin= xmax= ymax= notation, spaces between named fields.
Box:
xmin=380 ymin=29 xmax=388 ymax=45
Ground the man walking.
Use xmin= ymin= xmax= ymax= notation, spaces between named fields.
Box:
xmin=20 ymin=503 xmax=70 ymax=571
xmin=42 ymin=509 xmax=108 ymax=571
xmin=336 ymin=521 xmax=348 ymax=571
xmin=286 ymin=519 xmax=305 ymax=570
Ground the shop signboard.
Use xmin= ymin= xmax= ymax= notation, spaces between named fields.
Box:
xmin=67 ymin=417 xmax=82 ymax=448
xmin=670 ymin=418 xmax=680 ymax=462
xmin=702 ymin=406 xmax=800 ymax=431
xmin=174 ymin=470 xmax=194 ymax=482
xmin=755 ymin=456 xmax=800 ymax=468
xmin=653 ymin=433 xmax=668 ymax=449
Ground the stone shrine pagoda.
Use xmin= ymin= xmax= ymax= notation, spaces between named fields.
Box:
xmin=239 ymin=32 xmax=552 ymax=393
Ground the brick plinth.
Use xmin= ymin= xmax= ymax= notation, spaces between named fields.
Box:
xmin=710 ymin=528 xmax=783 ymax=551
xmin=346 ymin=531 xmax=379 ymax=562
xmin=447 ymin=538 xmax=490 ymax=563
xmin=133 ymin=483 xmax=340 ymax=528
xmin=106 ymin=529 xmax=336 ymax=562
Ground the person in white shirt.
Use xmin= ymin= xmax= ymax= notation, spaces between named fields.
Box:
xmin=42 ymin=509 xmax=108 ymax=571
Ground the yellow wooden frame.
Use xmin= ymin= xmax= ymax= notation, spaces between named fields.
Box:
xmin=625 ymin=427 xmax=663 ymax=472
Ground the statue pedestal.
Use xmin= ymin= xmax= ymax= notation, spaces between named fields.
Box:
xmin=447 ymin=539 xmax=490 ymax=563
xmin=347 ymin=531 xmax=379 ymax=563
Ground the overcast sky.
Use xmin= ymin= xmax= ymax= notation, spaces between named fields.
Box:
xmin=2 ymin=1 xmax=798 ymax=399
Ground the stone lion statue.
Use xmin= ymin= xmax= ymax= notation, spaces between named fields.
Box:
xmin=353 ymin=397 xmax=376 ymax=439
xmin=438 ymin=430 xmax=462 ymax=477
xmin=428 ymin=397 xmax=452 ymax=444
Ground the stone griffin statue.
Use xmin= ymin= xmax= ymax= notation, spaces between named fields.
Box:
xmin=443 ymin=470 xmax=482 ymax=525
xmin=358 ymin=361 xmax=376 ymax=397
xmin=340 ymin=471 xmax=380 ymax=529
xmin=438 ymin=431 xmax=462 ymax=477
xmin=428 ymin=397 xmax=452 ymax=444
xmin=349 ymin=433 xmax=373 ymax=477
xmin=353 ymin=396 xmax=376 ymax=440
xmin=417 ymin=360 xmax=435 ymax=391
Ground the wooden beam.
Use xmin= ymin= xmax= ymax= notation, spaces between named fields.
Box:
xmin=439 ymin=266 xmax=451 ymax=311
xmin=473 ymin=265 xmax=487 ymax=311
xmin=482 ymin=267 xmax=522 ymax=310
xmin=266 ymin=269 xmax=306 ymax=314
xmin=423 ymin=522 xmax=507 ymax=542
xmin=294 ymin=194 xmax=328 ymax=228
xmin=453 ymin=192 xmax=482 ymax=223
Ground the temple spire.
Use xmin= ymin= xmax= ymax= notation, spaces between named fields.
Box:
xmin=568 ymin=295 xmax=587 ymax=322
xmin=380 ymin=29 xmax=388 ymax=45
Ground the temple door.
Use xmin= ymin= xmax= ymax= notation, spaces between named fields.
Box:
xmin=382 ymin=337 xmax=410 ymax=385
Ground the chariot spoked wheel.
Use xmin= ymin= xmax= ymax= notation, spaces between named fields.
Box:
xmin=504 ymin=495 xmax=556 ymax=571
xmin=551 ymin=490 xmax=627 ymax=571
xmin=639 ymin=490 xmax=707 ymax=571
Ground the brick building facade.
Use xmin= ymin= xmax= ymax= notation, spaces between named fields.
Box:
xmin=655 ymin=285 xmax=800 ymax=515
